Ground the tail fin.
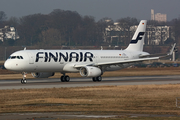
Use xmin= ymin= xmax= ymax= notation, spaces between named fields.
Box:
xmin=126 ymin=20 xmax=147 ymax=51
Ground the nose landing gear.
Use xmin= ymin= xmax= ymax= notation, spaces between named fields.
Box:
xmin=21 ymin=72 xmax=27 ymax=84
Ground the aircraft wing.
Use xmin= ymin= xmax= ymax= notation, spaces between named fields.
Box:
xmin=93 ymin=57 xmax=159 ymax=66
xmin=74 ymin=56 xmax=159 ymax=68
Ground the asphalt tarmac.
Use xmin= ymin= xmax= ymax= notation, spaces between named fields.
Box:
xmin=0 ymin=75 xmax=180 ymax=90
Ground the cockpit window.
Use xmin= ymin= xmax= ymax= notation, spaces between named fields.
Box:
xmin=8 ymin=56 xmax=24 ymax=59
xmin=11 ymin=56 xmax=16 ymax=59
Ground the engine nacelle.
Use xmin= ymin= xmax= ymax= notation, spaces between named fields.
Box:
xmin=31 ymin=72 xmax=55 ymax=78
xmin=80 ymin=66 xmax=102 ymax=77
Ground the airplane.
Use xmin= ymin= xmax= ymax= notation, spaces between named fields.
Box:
xmin=4 ymin=20 xmax=175 ymax=84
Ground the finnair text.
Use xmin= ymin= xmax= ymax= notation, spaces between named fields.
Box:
xmin=35 ymin=52 xmax=94 ymax=62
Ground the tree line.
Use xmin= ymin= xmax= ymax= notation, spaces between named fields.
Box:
xmin=0 ymin=9 xmax=180 ymax=47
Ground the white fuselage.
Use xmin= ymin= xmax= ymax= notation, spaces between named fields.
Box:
xmin=4 ymin=49 xmax=147 ymax=73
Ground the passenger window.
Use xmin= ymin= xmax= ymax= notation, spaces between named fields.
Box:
xmin=11 ymin=56 xmax=16 ymax=59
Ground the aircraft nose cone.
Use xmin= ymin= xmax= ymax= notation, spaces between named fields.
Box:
xmin=4 ymin=60 xmax=11 ymax=70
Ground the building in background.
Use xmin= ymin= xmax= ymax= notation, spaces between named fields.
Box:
xmin=145 ymin=25 xmax=173 ymax=45
xmin=0 ymin=26 xmax=19 ymax=42
xmin=151 ymin=9 xmax=167 ymax=22
xmin=104 ymin=22 xmax=122 ymax=44
xmin=104 ymin=21 xmax=174 ymax=46
xmin=151 ymin=9 xmax=155 ymax=20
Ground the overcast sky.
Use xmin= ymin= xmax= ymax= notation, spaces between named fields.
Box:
xmin=1 ymin=0 xmax=180 ymax=21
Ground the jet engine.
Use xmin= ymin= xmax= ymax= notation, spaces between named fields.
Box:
xmin=31 ymin=72 xmax=55 ymax=78
xmin=80 ymin=66 xmax=102 ymax=77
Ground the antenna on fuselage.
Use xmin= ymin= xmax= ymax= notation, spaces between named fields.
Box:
xmin=101 ymin=46 xmax=103 ymax=50
xmin=22 ymin=46 xmax=26 ymax=50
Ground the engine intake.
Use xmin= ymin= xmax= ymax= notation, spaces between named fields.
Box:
xmin=80 ymin=66 xmax=101 ymax=77
xmin=31 ymin=72 xmax=55 ymax=78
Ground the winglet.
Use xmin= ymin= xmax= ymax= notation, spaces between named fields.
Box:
xmin=168 ymin=43 xmax=176 ymax=55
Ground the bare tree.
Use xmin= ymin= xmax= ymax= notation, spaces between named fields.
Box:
xmin=0 ymin=11 xmax=7 ymax=22
xmin=38 ymin=28 xmax=63 ymax=46
xmin=172 ymin=18 xmax=180 ymax=45
xmin=117 ymin=17 xmax=138 ymax=45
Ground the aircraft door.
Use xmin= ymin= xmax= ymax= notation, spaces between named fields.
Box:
xmin=27 ymin=52 xmax=34 ymax=64
xmin=94 ymin=53 xmax=99 ymax=63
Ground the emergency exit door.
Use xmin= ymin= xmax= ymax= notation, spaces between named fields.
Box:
xmin=27 ymin=52 xmax=34 ymax=64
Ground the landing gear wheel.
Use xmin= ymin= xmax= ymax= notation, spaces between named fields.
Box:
xmin=92 ymin=76 xmax=102 ymax=82
xmin=65 ymin=76 xmax=70 ymax=82
xmin=96 ymin=76 xmax=102 ymax=82
xmin=60 ymin=75 xmax=70 ymax=82
xmin=61 ymin=76 xmax=65 ymax=82
xmin=21 ymin=79 xmax=27 ymax=84
xmin=92 ymin=77 xmax=96 ymax=82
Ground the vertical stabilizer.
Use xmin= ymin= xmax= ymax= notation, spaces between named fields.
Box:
xmin=126 ymin=20 xmax=147 ymax=51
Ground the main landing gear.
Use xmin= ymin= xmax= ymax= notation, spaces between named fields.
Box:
xmin=92 ymin=76 xmax=102 ymax=82
xmin=21 ymin=72 xmax=27 ymax=84
xmin=60 ymin=74 xmax=70 ymax=82
xmin=60 ymin=73 xmax=102 ymax=82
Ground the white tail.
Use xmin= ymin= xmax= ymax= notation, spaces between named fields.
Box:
xmin=126 ymin=20 xmax=147 ymax=51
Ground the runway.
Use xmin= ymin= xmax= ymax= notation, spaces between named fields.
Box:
xmin=0 ymin=75 xmax=180 ymax=90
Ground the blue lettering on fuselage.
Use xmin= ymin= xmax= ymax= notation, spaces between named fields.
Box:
xmin=35 ymin=52 xmax=94 ymax=62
